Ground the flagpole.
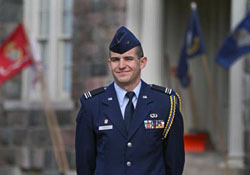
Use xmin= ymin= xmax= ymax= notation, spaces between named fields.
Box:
xmin=188 ymin=3 xmax=230 ymax=174
xmin=201 ymin=54 xmax=230 ymax=174
xmin=36 ymin=71 xmax=69 ymax=172
xmin=187 ymin=79 xmax=200 ymax=131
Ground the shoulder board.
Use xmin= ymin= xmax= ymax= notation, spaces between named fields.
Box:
xmin=151 ymin=84 xmax=182 ymax=111
xmin=151 ymin=84 xmax=173 ymax=95
xmin=83 ymin=87 xmax=106 ymax=100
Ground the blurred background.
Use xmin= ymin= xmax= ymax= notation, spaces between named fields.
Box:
xmin=0 ymin=0 xmax=250 ymax=174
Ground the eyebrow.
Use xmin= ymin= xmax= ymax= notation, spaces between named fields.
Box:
xmin=124 ymin=56 xmax=135 ymax=59
xmin=110 ymin=57 xmax=120 ymax=60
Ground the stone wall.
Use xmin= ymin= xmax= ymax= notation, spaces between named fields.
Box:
xmin=0 ymin=109 xmax=75 ymax=175
xmin=0 ymin=0 xmax=127 ymax=174
xmin=72 ymin=0 xmax=127 ymax=102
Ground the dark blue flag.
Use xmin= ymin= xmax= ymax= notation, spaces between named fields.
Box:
xmin=216 ymin=12 xmax=250 ymax=69
xmin=177 ymin=5 xmax=206 ymax=88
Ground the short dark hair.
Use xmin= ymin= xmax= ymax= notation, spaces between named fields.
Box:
xmin=109 ymin=45 xmax=144 ymax=59
xmin=135 ymin=45 xmax=144 ymax=58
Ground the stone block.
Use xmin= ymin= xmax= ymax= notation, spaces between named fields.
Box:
xmin=0 ymin=114 xmax=8 ymax=127
xmin=90 ymin=0 xmax=107 ymax=12
xmin=0 ymin=1 xmax=23 ymax=22
xmin=85 ymin=77 xmax=107 ymax=91
xmin=65 ymin=170 xmax=76 ymax=175
xmin=17 ymin=147 xmax=30 ymax=169
xmin=111 ymin=0 xmax=126 ymax=9
xmin=44 ymin=149 xmax=57 ymax=169
xmin=0 ymin=166 xmax=21 ymax=175
xmin=0 ymin=148 xmax=16 ymax=165
xmin=43 ymin=170 xmax=61 ymax=175
xmin=56 ymin=111 xmax=73 ymax=127
xmin=105 ymin=11 xmax=126 ymax=26
xmin=31 ymin=148 xmax=45 ymax=169
xmin=28 ymin=111 xmax=46 ymax=128
xmin=90 ymin=63 xmax=108 ymax=76
xmin=29 ymin=129 xmax=51 ymax=147
xmin=3 ymin=76 xmax=22 ymax=99
xmin=66 ymin=151 xmax=76 ymax=170
xmin=86 ymin=13 xmax=105 ymax=26
xmin=7 ymin=111 xmax=27 ymax=128
xmin=17 ymin=147 xmax=45 ymax=170
xmin=61 ymin=129 xmax=75 ymax=150
xmin=0 ymin=128 xmax=12 ymax=146
xmin=13 ymin=129 xmax=28 ymax=146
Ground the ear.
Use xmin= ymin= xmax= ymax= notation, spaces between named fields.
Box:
xmin=108 ymin=58 xmax=112 ymax=70
xmin=140 ymin=57 xmax=147 ymax=69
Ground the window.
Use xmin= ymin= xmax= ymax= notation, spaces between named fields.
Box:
xmin=58 ymin=0 xmax=73 ymax=97
xmin=22 ymin=0 xmax=74 ymax=102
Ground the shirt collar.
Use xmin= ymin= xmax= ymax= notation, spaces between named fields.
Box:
xmin=114 ymin=80 xmax=142 ymax=106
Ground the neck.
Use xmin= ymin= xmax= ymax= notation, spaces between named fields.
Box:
xmin=115 ymin=79 xmax=141 ymax=91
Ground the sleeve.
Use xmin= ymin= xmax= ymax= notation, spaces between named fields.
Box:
xmin=75 ymin=97 xmax=96 ymax=175
xmin=163 ymin=108 xmax=185 ymax=175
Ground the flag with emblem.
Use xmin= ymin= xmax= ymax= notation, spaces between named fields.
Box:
xmin=216 ymin=12 xmax=250 ymax=69
xmin=0 ymin=23 xmax=33 ymax=85
xmin=177 ymin=3 xmax=205 ymax=87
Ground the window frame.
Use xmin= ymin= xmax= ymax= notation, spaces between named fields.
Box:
xmin=22 ymin=0 xmax=73 ymax=102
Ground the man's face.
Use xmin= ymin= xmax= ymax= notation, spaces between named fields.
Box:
xmin=108 ymin=47 xmax=147 ymax=87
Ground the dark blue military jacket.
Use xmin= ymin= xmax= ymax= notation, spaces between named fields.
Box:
xmin=75 ymin=81 xmax=185 ymax=175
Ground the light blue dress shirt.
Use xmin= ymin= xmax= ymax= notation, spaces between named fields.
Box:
xmin=114 ymin=81 xmax=141 ymax=119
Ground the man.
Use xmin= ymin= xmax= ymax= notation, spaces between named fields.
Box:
xmin=75 ymin=26 xmax=185 ymax=175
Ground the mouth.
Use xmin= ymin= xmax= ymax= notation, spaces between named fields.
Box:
xmin=117 ymin=70 xmax=130 ymax=73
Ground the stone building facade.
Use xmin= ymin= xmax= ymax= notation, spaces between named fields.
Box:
xmin=0 ymin=0 xmax=126 ymax=174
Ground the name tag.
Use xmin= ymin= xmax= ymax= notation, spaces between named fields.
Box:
xmin=99 ymin=125 xmax=113 ymax=131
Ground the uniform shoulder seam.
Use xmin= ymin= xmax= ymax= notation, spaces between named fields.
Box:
xmin=83 ymin=87 xmax=106 ymax=100
xmin=151 ymin=84 xmax=173 ymax=95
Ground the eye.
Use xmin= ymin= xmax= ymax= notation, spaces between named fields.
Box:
xmin=124 ymin=57 xmax=134 ymax=61
xmin=110 ymin=57 xmax=120 ymax=62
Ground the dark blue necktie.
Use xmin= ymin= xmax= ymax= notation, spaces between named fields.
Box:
xmin=124 ymin=91 xmax=135 ymax=131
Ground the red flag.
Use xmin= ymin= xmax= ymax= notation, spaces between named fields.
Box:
xmin=0 ymin=23 xmax=33 ymax=85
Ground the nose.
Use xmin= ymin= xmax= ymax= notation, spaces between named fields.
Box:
xmin=119 ymin=59 xmax=126 ymax=69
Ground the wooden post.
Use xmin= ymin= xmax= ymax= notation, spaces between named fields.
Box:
xmin=34 ymin=66 xmax=69 ymax=173
xmin=25 ymin=25 xmax=70 ymax=172
xmin=187 ymin=82 xmax=200 ymax=131
xmin=37 ymin=73 xmax=69 ymax=172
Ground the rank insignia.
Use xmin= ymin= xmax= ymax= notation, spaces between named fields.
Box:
xmin=144 ymin=120 xmax=165 ymax=129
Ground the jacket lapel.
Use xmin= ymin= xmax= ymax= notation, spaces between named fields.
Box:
xmin=102 ymin=83 xmax=128 ymax=139
xmin=128 ymin=81 xmax=153 ymax=139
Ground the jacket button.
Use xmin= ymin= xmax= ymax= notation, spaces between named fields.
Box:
xmin=127 ymin=142 xmax=132 ymax=147
xmin=126 ymin=161 xmax=132 ymax=167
